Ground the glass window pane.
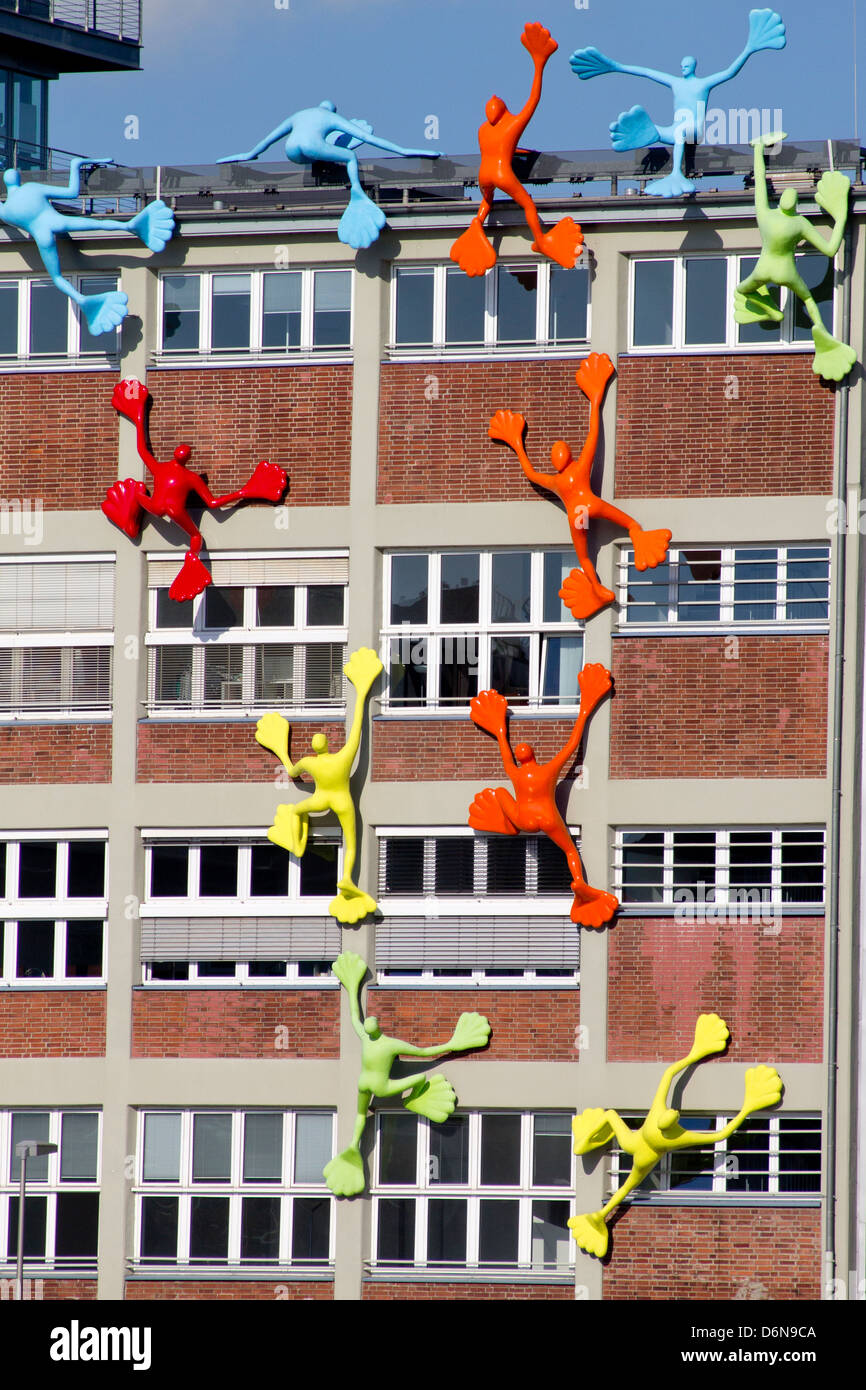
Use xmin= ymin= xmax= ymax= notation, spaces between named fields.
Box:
xmin=781 ymin=832 xmax=824 ymax=904
xmin=295 ymin=1113 xmax=333 ymax=1183
xmin=479 ymin=1199 xmax=519 ymax=1263
xmin=190 ymin=1196 xmax=230 ymax=1259
xmin=256 ymin=586 xmax=295 ymax=627
xmin=299 ymin=840 xmax=338 ymax=896
xmin=16 ymin=921 xmax=54 ymax=978
xmin=531 ymin=1198 xmax=570 ymax=1268
xmin=792 ymin=254 xmax=833 ymax=340
xmin=200 ymin=844 xmax=238 ymax=897
xmin=734 ymin=548 xmax=777 ymax=621
xmin=377 ymin=1197 xmax=415 ymax=1261
xmin=163 ymin=274 xmax=200 ymax=351
xmin=59 ymin=1114 xmax=98 ymax=1181
xmin=441 ymin=553 xmax=479 ymax=624
xmin=779 ymin=1116 xmax=821 ymax=1194
xmin=384 ymin=839 xmax=424 ymax=893
xmin=203 ymin=586 xmax=244 ymax=629
xmin=379 ymin=1113 xmax=417 ymax=1184
xmin=241 ymin=1196 xmax=280 ymax=1260
xmin=156 ymin=589 xmax=192 ymax=629
xmin=428 ymin=1198 xmax=467 ymax=1263
xmin=633 ymin=260 xmax=673 ymax=346
xmin=672 ymin=831 xmax=717 ymax=898
xmin=262 ymin=271 xmax=301 ymax=350
xmin=390 ymin=555 xmax=428 ymax=624
xmin=668 ymin=1116 xmax=714 ymax=1190
xmin=65 ymin=921 xmax=103 ymax=978
xmin=7 ymin=1195 xmax=46 ymax=1258
xmin=737 ymin=256 xmax=781 ymax=344
xmin=141 ymin=1196 xmax=178 ymax=1259
xmin=487 ymin=839 xmax=526 ymax=895
xmin=78 ymin=274 xmax=119 ymax=359
xmin=621 ymin=831 xmax=664 ymax=903
xmin=438 ymin=634 xmax=478 ymax=705
xmin=491 ymin=552 xmax=530 ymax=623
xmin=496 ymin=265 xmax=537 ymax=342
xmin=30 ymin=280 xmax=68 ymax=354
xmin=143 ymin=1113 xmax=181 ymax=1181
xmin=684 ymin=258 xmax=727 ymax=344
xmin=292 ymin=1196 xmax=331 ymax=1260
xmin=445 ymin=268 xmax=485 ymax=344
xmin=726 ymin=1117 xmax=770 ymax=1193
xmin=0 ymin=283 xmax=19 ymax=355
xmin=11 ymin=1113 xmax=50 ymax=1181
xmin=154 ymin=646 xmax=194 ymax=704
xmin=55 ymin=1192 xmax=99 ymax=1258
xmin=388 ymin=634 xmax=427 ymax=705
xmin=542 ymin=550 xmax=576 ymax=622
xmin=537 ymin=837 xmax=574 ymax=893
xmin=307 ymin=585 xmax=345 ymax=626
xmin=678 ymin=550 xmax=721 ymax=622
xmin=192 ymin=1113 xmax=232 ymax=1181
xmin=150 ymin=845 xmax=188 ymax=897
xmin=203 ymin=645 xmax=244 ymax=704
xmin=313 ymin=271 xmax=351 ymax=346
xmin=250 ymin=843 xmax=289 ymax=896
xmin=430 ymin=1115 xmax=469 ymax=1184
xmin=243 ymin=1113 xmax=282 ymax=1181
xmin=729 ymin=832 xmax=772 ymax=896
xmin=18 ymin=841 xmax=55 ymax=897
xmin=67 ymin=841 xmax=105 ymax=897
xmin=549 ymin=265 xmax=588 ymax=341
xmin=541 ymin=635 xmax=583 ymax=704
xmin=627 ymin=559 xmax=670 ymax=624
xmin=533 ymin=1114 xmax=571 ymax=1186
xmin=490 ymin=636 xmax=530 ymax=701
xmin=786 ymin=547 xmax=830 ymax=620
xmin=480 ymin=1114 xmax=521 ymax=1185
xmin=434 ymin=840 xmax=474 ymax=895
xmin=395 ymin=269 xmax=434 ymax=345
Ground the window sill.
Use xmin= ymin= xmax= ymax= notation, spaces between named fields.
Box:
xmin=364 ymin=1265 xmax=573 ymax=1284
xmin=150 ymin=352 xmax=352 ymax=369
xmin=614 ymin=624 xmax=830 ymax=638
xmin=0 ymin=712 xmax=112 ymax=724
xmin=622 ymin=344 xmax=816 ymax=357
xmin=384 ymin=345 xmax=589 ymax=364
xmin=126 ymin=1263 xmax=334 ymax=1281
xmin=623 ymin=1195 xmax=822 ymax=1208
xmin=135 ymin=980 xmax=339 ymax=991
xmin=374 ymin=978 xmax=579 ymax=991
xmin=0 ymin=981 xmax=107 ymax=990
xmin=375 ymin=707 xmax=581 ymax=721
xmin=141 ymin=707 xmax=346 ymax=722
xmin=0 ymin=359 xmax=118 ymax=374
xmin=616 ymin=903 xmax=824 ymax=917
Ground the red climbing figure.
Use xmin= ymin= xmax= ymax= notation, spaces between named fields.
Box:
xmin=450 ymin=22 xmax=584 ymax=277
xmin=489 ymin=352 xmax=672 ymax=621
xmin=102 ymin=379 xmax=287 ymax=601
xmin=468 ymin=662 xmax=618 ymax=929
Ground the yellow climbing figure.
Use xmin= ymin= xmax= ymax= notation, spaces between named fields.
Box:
xmin=569 ymin=1013 xmax=783 ymax=1258
xmin=255 ymin=646 xmax=383 ymax=924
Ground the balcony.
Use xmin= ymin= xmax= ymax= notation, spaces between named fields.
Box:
xmin=0 ymin=1 xmax=141 ymax=74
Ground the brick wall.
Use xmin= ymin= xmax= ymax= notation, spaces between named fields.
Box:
xmin=610 ymin=635 xmax=828 ymax=778
xmin=373 ymin=717 xmax=580 ymax=781
xmin=136 ymin=719 xmax=345 ymax=782
xmin=614 ymin=355 xmax=834 ymax=496
xmin=30 ymin=1279 xmax=98 ymax=1301
xmin=0 ymin=725 xmax=111 ymax=783
xmin=602 ymin=1207 xmax=821 ymax=1300
xmin=363 ymin=1281 xmax=572 ymax=1300
xmin=378 ymin=360 xmax=607 ymax=505
xmin=0 ymin=373 xmax=118 ymax=509
xmin=0 ymin=992 xmax=105 ymax=1056
xmin=131 ymin=989 xmax=340 ymax=1058
xmin=607 ymin=917 xmax=823 ymax=1062
xmin=366 ymin=990 xmax=578 ymax=1062
xmin=125 ymin=1280 xmax=333 ymax=1300
xmin=147 ymin=367 xmax=352 ymax=506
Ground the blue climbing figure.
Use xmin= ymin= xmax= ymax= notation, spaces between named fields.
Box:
xmin=218 ymin=101 xmax=441 ymax=249
xmin=570 ymin=9 xmax=786 ymax=197
xmin=0 ymin=157 xmax=175 ymax=334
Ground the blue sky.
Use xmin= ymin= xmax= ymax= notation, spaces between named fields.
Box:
xmin=51 ymin=0 xmax=859 ymax=167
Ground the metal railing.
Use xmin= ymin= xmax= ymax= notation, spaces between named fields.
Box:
xmin=0 ymin=0 xmax=141 ymax=42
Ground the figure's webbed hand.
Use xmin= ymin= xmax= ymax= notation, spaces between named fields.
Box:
xmin=578 ymin=662 xmax=613 ymax=711
xmin=742 ymin=1064 xmax=783 ymax=1115
xmin=332 ymin=950 xmax=367 ymax=995
xmin=746 ymin=9 xmax=786 ymax=55
xmin=255 ymin=711 xmax=291 ymax=766
xmin=448 ymin=1012 xmax=491 ymax=1053
xmin=112 ymin=378 xmax=149 ymax=426
xmin=815 ymin=170 xmax=851 ymax=226
xmin=343 ymin=646 xmax=383 ymax=695
xmin=488 ymin=409 xmax=527 ymax=453
xmin=470 ymin=689 xmax=509 ymax=739
xmin=688 ymin=1013 xmax=730 ymax=1062
xmin=569 ymin=46 xmax=618 ymax=80
xmin=521 ymin=21 xmax=558 ymax=63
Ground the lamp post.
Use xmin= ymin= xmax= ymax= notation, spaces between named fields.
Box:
xmin=15 ymin=1139 xmax=57 ymax=1301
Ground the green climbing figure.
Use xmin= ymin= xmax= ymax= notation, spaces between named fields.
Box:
xmin=735 ymin=133 xmax=855 ymax=380
xmin=324 ymin=951 xmax=491 ymax=1196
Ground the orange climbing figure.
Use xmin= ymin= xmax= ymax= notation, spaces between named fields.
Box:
xmin=489 ymin=352 xmax=672 ymax=621
xmin=450 ymin=22 xmax=584 ymax=278
xmin=468 ymin=663 xmax=618 ymax=928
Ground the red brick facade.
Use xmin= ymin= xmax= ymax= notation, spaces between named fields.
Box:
xmin=610 ymin=635 xmax=829 ymax=778
xmin=607 ymin=917 xmax=823 ymax=1062
xmin=366 ymin=990 xmax=578 ymax=1062
xmin=125 ymin=1280 xmax=333 ymax=1300
xmin=147 ymin=366 xmax=352 ymax=506
xmin=614 ymin=354 xmax=834 ymax=497
xmin=136 ymin=719 xmax=345 ymax=782
xmin=602 ymin=1207 xmax=821 ymax=1300
xmin=372 ymin=717 xmax=580 ymax=781
xmin=0 ymin=725 xmax=111 ymax=784
xmin=21 ymin=1279 xmax=99 ymax=1301
xmin=0 ymin=373 xmax=118 ymax=509
xmin=131 ymin=989 xmax=340 ymax=1058
xmin=0 ymin=991 xmax=105 ymax=1056
xmin=362 ymin=1281 xmax=572 ymax=1300
xmin=378 ymin=359 xmax=607 ymax=505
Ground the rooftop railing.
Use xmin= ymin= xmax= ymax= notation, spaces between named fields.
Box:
xmin=0 ymin=0 xmax=141 ymax=42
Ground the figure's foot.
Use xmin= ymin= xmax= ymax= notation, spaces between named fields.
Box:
xmin=323 ymin=1146 xmax=366 ymax=1197
xmin=532 ymin=216 xmax=584 ymax=269
xmin=239 ymin=459 xmax=288 ymax=503
xmin=111 ymin=378 xmax=148 ymax=425
xmin=169 ymin=551 xmax=212 ymax=602
xmin=687 ymin=1012 xmax=730 ymax=1063
xmin=610 ymin=104 xmax=660 ymax=152
xmin=337 ymin=187 xmax=386 ymax=250
xmin=404 ymin=1074 xmax=457 ymax=1123
xmin=574 ymin=352 xmax=615 ymax=403
xmin=101 ymin=478 xmax=145 ymax=539
xmin=81 ymin=290 xmax=129 ymax=335
xmin=630 ymin=526 xmax=673 ymax=571
xmin=742 ymin=1064 xmax=784 ymax=1115
xmin=329 ymin=878 xmax=377 ymax=925
xmin=559 ymin=568 xmax=615 ymax=621
xmin=255 ymin=712 xmax=291 ymax=764
xmin=571 ymin=884 xmax=619 ymax=928
xmin=468 ymin=787 xmax=518 ymax=836
xmin=568 ymin=1210 xmax=609 ymax=1259
xmin=129 ymin=199 xmax=176 ymax=253
xmin=269 ymin=807 xmax=308 ymax=857
xmin=450 ymin=219 xmax=496 ymax=277
xmin=812 ymin=323 xmax=856 ymax=381
xmin=572 ymin=1107 xmax=615 ymax=1155
xmin=488 ymin=408 xmax=527 ymax=452
xmin=645 ymin=171 xmax=697 ymax=198
xmin=734 ymin=286 xmax=783 ymax=324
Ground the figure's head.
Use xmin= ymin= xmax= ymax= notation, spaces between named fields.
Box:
xmin=680 ymin=55 xmax=697 ymax=77
xmin=311 ymin=732 xmax=328 ymax=753
xmin=173 ymin=444 xmax=192 ymax=465
xmin=551 ymin=440 xmax=572 ymax=472
xmin=485 ymin=95 xmax=507 ymax=125
xmin=514 ymin=742 xmax=536 ymax=765
xmin=319 ymin=100 xmax=337 ymax=112
xmin=780 ymin=187 xmax=798 ymax=212
xmin=363 ymin=1016 xmax=381 ymax=1039
xmin=659 ymin=1107 xmax=680 ymax=1129
xmin=3 ymin=168 xmax=20 ymax=189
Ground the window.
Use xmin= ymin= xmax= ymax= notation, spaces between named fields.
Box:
xmin=140 ymin=832 xmax=342 ymax=984
xmin=379 ymin=831 xmax=574 ymax=899
xmin=0 ymin=834 xmax=107 ymax=985
xmin=390 ymin=260 xmax=589 ymax=354
xmin=371 ymin=1112 xmax=574 ymax=1273
xmin=0 ymin=276 xmax=121 ymax=363
xmin=615 ymin=827 xmax=825 ymax=912
xmin=609 ymin=1114 xmax=821 ymax=1203
xmin=134 ymin=1110 xmax=334 ymax=1268
xmin=383 ymin=549 xmax=582 ymax=710
xmin=629 ymin=254 xmax=833 ymax=351
xmin=145 ymin=553 xmax=348 ymax=716
xmin=0 ymin=558 xmax=114 ymax=720
xmin=160 ymin=269 xmax=352 ymax=357
xmin=0 ymin=1110 xmax=100 ymax=1268
xmin=618 ymin=545 xmax=830 ymax=629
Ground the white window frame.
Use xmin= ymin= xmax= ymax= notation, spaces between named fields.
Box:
xmin=388 ymin=257 xmax=591 ymax=360
xmin=616 ymin=543 xmax=831 ymax=634
xmin=0 ymin=1108 xmax=102 ymax=1270
xmin=370 ymin=1110 xmax=576 ymax=1275
xmin=0 ymin=275 xmax=121 ymax=368
xmin=627 ymin=252 xmax=836 ymax=354
xmin=132 ymin=1109 xmax=336 ymax=1270
xmin=156 ymin=267 xmax=354 ymax=363
xmin=0 ymin=831 xmax=108 ymax=988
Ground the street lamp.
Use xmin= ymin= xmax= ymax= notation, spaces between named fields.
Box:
xmin=15 ymin=1139 xmax=57 ymax=1301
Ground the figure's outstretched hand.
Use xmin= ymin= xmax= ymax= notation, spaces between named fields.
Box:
xmin=521 ymin=21 xmax=558 ymax=63
xmin=470 ymin=689 xmax=509 ymax=738
xmin=815 ymin=170 xmax=851 ymax=226
xmin=578 ymin=662 xmax=613 ymax=711
xmin=742 ymin=1064 xmax=783 ymax=1115
xmin=752 ymin=130 xmax=786 ymax=149
xmin=217 ymin=152 xmax=256 ymax=164
xmin=488 ymin=409 xmax=527 ymax=452
xmin=448 ymin=1012 xmax=491 ymax=1053
xmin=745 ymin=9 xmax=786 ymax=55
xmin=255 ymin=711 xmax=291 ymax=765
xmin=569 ymin=46 xmax=618 ymax=80
xmin=332 ymin=950 xmax=368 ymax=995
xmin=239 ymin=460 xmax=287 ymax=503
xmin=343 ymin=646 xmax=383 ymax=695
xmin=112 ymin=378 xmax=149 ymax=425
xmin=688 ymin=1013 xmax=730 ymax=1062
xmin=574 ymin=351 xmax=615 ymax=404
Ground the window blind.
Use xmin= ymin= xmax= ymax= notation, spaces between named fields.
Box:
xmin=374 ymin=916 xmax=580 ymax=970
xmin=140 ymin=916 xmax=341 ymax=962
xmin=0 ymin=561 xmax=115 ymax=632
xmin=147 ymin=556 xmax=349 ymax=589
